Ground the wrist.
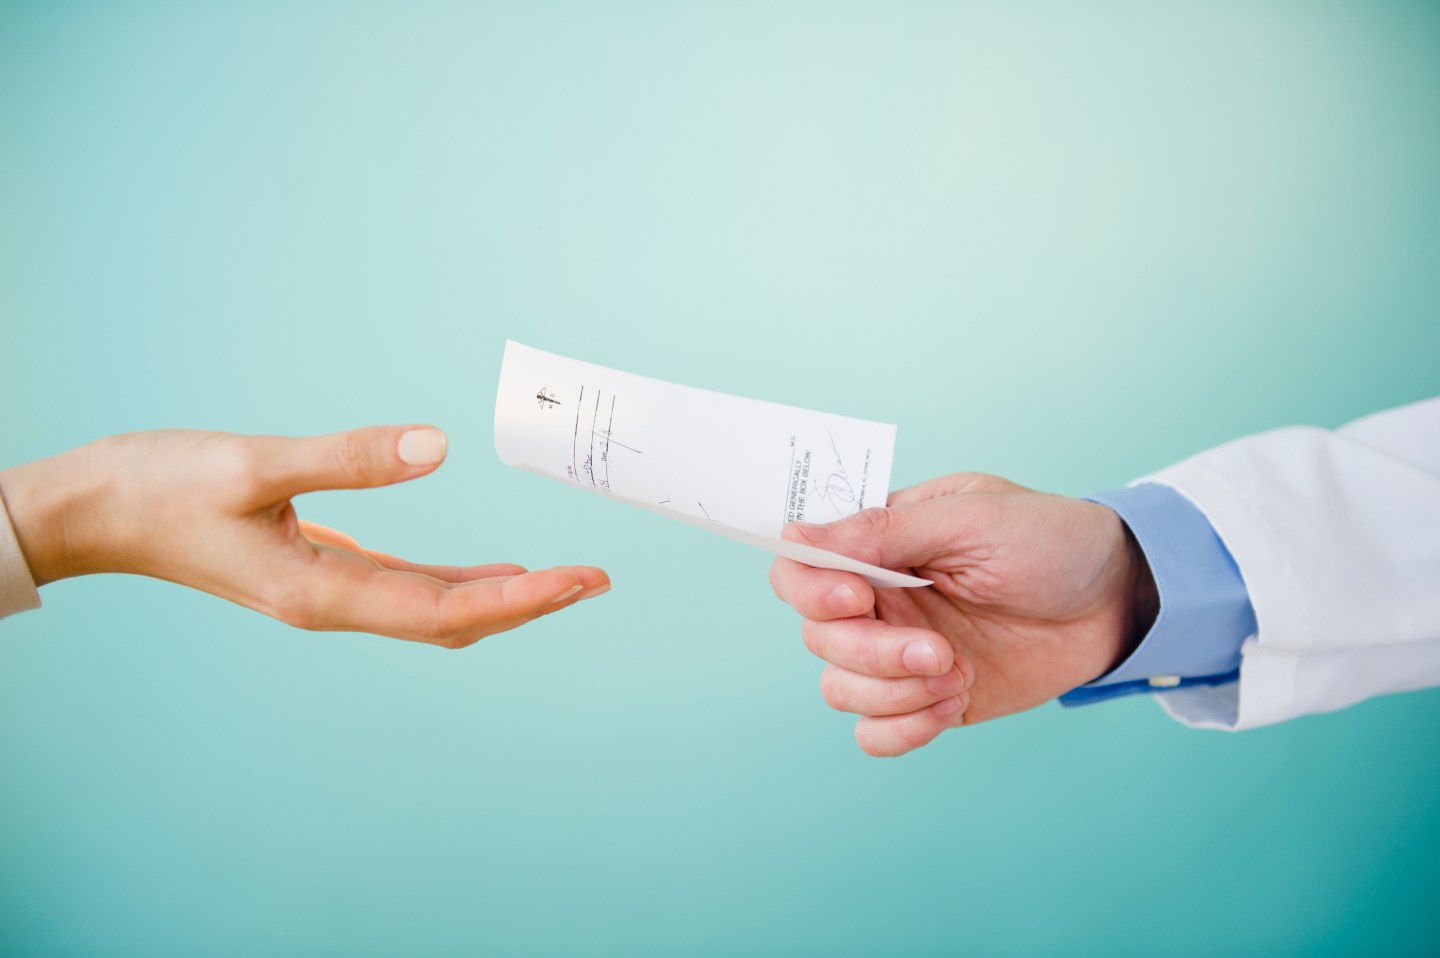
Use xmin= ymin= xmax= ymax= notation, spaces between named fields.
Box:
xmin=1088 ymin=503 xmax=1160 ymax=680
xmin=0 ymin=442 xmax=116 ymax=586
xmin=1122 ymin=522 xmax=1160 ymax=657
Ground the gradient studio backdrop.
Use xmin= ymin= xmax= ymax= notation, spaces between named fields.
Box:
xmin=2 ymin=2 xmax=1438 ymax=955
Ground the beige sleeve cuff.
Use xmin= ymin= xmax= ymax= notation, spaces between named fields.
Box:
xmin=0 ymin=487 xmax=41 ymax=620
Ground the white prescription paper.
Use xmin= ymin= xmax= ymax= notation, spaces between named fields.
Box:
xmin=493 ymin=341 xmax=930 ymax=589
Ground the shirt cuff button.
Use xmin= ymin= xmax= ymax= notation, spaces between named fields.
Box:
xmin=1148 ymin=675 xmax=1182 ymax=689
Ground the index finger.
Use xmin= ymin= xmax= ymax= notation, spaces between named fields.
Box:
xmin=768 ymin=556 xmax=876 ymax=621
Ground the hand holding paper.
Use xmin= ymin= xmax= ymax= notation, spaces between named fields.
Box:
xmin=770 ymin=474 xmax=1160 ymax=755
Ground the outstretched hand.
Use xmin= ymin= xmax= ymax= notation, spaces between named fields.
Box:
xmin=0 ymin=426 xmax=609 ymax=647
xmin=769 ymin=473 xmax=1156 ymax=756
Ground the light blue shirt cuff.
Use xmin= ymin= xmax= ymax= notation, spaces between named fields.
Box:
xmin=1058 ymin=482 xmax=1256 ymax=708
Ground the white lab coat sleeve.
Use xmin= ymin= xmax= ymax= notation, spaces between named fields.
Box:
xmin=0 ymin=486 xmax=42 ymax=621
xmin=1139 ymin=397 xmax=1440 ymax=730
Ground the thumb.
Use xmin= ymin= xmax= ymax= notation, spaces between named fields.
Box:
xmin=782 ymin=499 xmax=980 ymax=571
xmin=246 ymin=425 xmax=449 ymax=501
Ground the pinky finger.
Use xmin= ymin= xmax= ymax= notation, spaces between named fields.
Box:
xmin=853 ymin=692 xmax=969 ymax=757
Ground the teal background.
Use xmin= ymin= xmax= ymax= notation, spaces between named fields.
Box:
xmin=2 ymin=1 xmax=1438 ymax=954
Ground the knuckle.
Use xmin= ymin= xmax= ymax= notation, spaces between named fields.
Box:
xmin=848 ymin=507 xmax=892 ymax=539
xmin=884 ymin=678 xmax=916 ymax=712
xmin=945 ymin=472 xmax=1025 ymax=496
xmin=333 ymin=434 xmax=378 ymax=484
xmin=767 ymin=561 xmax=787 ymax=600
xmin=954 ymin=472 xmax=1006 ymax=493
xmin=800 ymin=618 xmax=825 ymax=657
xmin=214 ymin=440 xmax=268 ymax=501
xmin=818 ymin=669 xmax=849 ymax=711
xmin=978 ymin=473 xmax=1026 ymax=494
xmin=898 ymin=713 xmax=939 ymax=750
xmin=854 ymin=723 xmax=895 ymax=758
xmin=855 ymin=638 xmax=883 ymax=676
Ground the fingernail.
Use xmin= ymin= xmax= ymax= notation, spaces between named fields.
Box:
xmin=578 ymin=583 xmax=611 ymax=601
xmin=903 ymin=640 xmax=941 ymax=675
xmin=398 ymin=428 xmax=448 ymax=466
xmin=927 ymin=669 xmax=964 ymax=695
xmin=547 ymin=584 xmax=583 ymax=607
xmin=933 ymin=695 xmax=965 ymax=718
xmin=790 ymin=522 xmax=829 ymax=543
xmin=826 ymin=584 xmax=859 ymax=615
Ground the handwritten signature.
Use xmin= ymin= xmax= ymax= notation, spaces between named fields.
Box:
xmin=808 ymin=431 xmax=858 ymax=519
